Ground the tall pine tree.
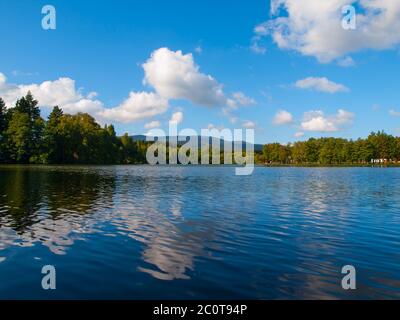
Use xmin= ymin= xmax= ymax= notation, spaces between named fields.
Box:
xmin=44 ymin=106 xmax=64 ymax=163
xmin=0 ymin=97 xmax=6 ymax=134
xmin=6 ymin=92 xmax=44 ymax=163
xmin=0 ymin=97 xmax=8 ymax=162
xmin=14 ymin=91 xmax=41 ymax=121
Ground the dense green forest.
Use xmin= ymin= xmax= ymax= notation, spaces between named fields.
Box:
xmin=0 ymin=93 xmax=148 ymax=164
xmin=259 ymin=131 xmax=400 ymax=165
xmin=1 ymin=93 xmax=400 ymax=165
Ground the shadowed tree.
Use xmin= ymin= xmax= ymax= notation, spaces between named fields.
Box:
xmin=43 ymin=106 xmax=64 ymax=163
xmin=120 ymin=133 xmax=139 ymax=164
xmin=0 ymin=97 xmax=6 ymax=133
xmin=0 ymin=97 xmax=9 ymax=162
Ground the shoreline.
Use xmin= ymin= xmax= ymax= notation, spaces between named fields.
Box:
xmin=1 ymin=163 xmax=400 ymax=168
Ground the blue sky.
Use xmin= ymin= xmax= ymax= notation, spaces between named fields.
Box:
xmin=0 ymin=0 xmax=399 ymax=143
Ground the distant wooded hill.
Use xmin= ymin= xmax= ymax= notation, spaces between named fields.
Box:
xmin=130 ymin=135 xmax=264 ymax=152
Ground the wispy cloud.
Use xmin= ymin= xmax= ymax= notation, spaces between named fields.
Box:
xmin=144 ymin=120 xmax=161 ymax=129
xmin=389 ymin=109 xmax=400 ymax=117
xmin=295 ymin=77 xmax=349 ymax=93
xmin=169 ymin=111 xmax=183 ymax=125
xmin=242 ymin=120 xmax=257 ymax=129
xmin=11 ymin=70 xmax=38 ymax=77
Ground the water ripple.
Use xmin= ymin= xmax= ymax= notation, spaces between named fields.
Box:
xmin=0 ymin=165 xmax=399 ymax=299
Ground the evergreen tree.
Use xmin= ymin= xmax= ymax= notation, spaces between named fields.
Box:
xmin=0 ymin=97 xmax=6 ymax=133
xmin=43 ymin=106 xmax=64 ymax=163
xmin=0 ymin=97 xmax=9 ymax=162
xmin=14 ymin=91 xmax=41 ymax=121
xmin=6 ymin=93 xmax=44 ymax=163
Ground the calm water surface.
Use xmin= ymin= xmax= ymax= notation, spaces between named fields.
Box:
xmin=0 ymin=165 xmax=399 ymax=299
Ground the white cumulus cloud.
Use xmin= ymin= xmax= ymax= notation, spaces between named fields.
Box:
xmin=1 ymin=47 xmax=252 ymax=125
xmin=254 ymin=0 xmax=400 ymax=63
xmin=0 ymin=74 xmax=83 ymax=107
xmin=301 ymin=109 xmax=354 ymax=132
xmin=273 ymin=110 xmax=293 ymax=125
xmin=99 ymin=92 xmax=169 ymax=123
xmin=0 ymin=72 xmax=169 ymax=124
xmin=63 ymin=99 xmax=104 ymax=114
xmin=142 ymin=47 xmax=226 ymax=106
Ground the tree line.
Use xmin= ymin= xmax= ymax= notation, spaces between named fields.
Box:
xmin=0 ymin=93 xmax=148 ymax=164
xmin=258 ymin=132 xmax=400 ymax=165
xmin=1 ymin=92 xmax=400 ymax=165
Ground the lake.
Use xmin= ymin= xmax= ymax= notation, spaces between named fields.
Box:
xmin=0 ymin=165 xmax=399 ymax=299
